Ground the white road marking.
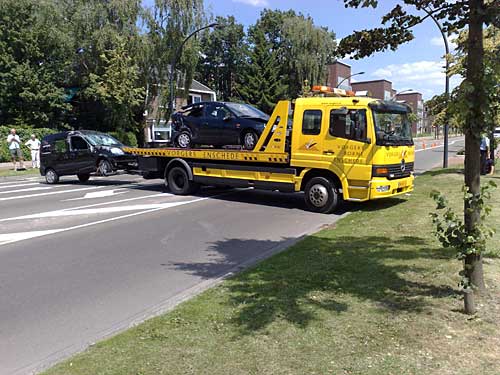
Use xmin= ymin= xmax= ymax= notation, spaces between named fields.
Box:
xmin=64 ymin=189 xmax=127 ymax=201
xmin=60 ymin=193 xmax=170 ymax=210
xmin=0 ymin=197 xmax=209 ymax=246
xmin=1 ymin=201 xmax=200 ymax=221
xmin=0 ymin=186 xmax=104 ymax=201
xmin=0 ymin=229 xmax=60 ymax=245
xmin=0 ymin=182 xmax=40 ymax=189
xmin=0 ymin=186 xmax=56 ymax=195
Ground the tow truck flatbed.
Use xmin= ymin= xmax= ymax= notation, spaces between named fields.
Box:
xmin=123 ymin=147 xmax=289 ymax=164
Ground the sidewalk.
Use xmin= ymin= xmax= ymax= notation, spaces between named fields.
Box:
xmin=0 ymin=161 xmax=40 ymax=177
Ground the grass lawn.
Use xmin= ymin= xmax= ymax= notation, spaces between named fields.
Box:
xmin=45 ymin=168 xmax=500 ymax=375
xmin=0 ymin=167 xmax=39 ymax=177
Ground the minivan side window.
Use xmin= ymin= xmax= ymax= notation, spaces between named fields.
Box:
xmin=54 ymin=139 xmax=68 ymax=153
xmin=70 ymin=136 xmax=89 ymax=151
xmin=330 ymin=109 xmax=367 ymax=141
xmin=302 ymin=110 xmax=322 ymax=135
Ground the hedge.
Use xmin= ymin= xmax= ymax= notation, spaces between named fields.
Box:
xmin=1 ymin=127 xmax=139 ymax=162
xmin=0 ymin=126 xmax=58 ymax=162
xmin=109 ymin=131 xmax=138 ymax=147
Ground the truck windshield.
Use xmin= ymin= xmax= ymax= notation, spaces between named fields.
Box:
xmin=370 ymin=102 xmax=413 ymax=146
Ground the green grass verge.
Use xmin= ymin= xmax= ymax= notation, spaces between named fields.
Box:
xmin=0 ymin=167 xmax=39 ymax=177
xmin=44 ymin=168 xmax=500 ymax=375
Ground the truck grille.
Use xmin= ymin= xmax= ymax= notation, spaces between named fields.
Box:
xmin=372 ymin=162 xmax=414 ymax=180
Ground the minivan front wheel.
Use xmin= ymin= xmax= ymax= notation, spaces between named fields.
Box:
xmin=98 ymin=159 xmax=113 ymax=176
xmin=45 ymin=168 xmax=59 ymax=184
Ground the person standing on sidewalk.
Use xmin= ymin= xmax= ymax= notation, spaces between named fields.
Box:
xmin=480 ymin=133 xmax=490 ymax=175
xmin=6 ymin=128 xmax=25 ymax=171
xmin=25 ymin=134 xmax=41 ymax=168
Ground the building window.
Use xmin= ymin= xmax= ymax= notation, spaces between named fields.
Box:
xmin=302 ymin=110 xmax=322 ymax=135
xmin=188 ymin=94 xmax=202 ymax=104
xmin=384 ymin=90 xmax=392 ymax=100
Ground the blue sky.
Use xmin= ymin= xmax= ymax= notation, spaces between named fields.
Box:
xmin=145 ymin=0 xmax=461 ymax=99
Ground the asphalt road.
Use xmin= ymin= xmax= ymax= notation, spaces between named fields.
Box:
xmin=0 ymin=137 xmax=464 ymax=375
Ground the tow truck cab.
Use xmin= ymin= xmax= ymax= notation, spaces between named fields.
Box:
xmin=290 ymin=95 xmax=414 ymax=203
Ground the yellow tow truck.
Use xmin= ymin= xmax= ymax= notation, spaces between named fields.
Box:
xmin=125 ymin=87 xmax=415 ymax=213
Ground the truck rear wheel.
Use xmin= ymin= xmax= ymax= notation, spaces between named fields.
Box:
xmin=304 ymin=177 xmax=339 ymax=214
xmin=167 ymin=166 xmax=199 ymax=195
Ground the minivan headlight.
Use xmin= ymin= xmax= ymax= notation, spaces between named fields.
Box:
xmin=110 ymin=147 xmax=125 ymax=155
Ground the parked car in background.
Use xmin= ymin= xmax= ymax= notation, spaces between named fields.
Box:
xmin=40 ymin=130 xmax=137 ymax=184
xmin=171 ymin=102 xmax=270 ymax=150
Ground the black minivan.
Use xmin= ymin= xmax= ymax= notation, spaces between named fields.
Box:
xmin=40 ymin=130 xmax=137 ymax=184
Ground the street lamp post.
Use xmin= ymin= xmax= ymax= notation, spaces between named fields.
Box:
xmin=423 ymin=7 xmax=450 ymax=168
xmin=391 ymin=89 xmax=414 ymax=100
xmin=336 ymin=71 xmax=365 ymax=89
xmin=167 ymin=22 xmax=220 ymax=119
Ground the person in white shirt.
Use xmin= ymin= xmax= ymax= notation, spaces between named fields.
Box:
xmin=6 ymin=128 xmax=25 ymax=170
xmin=25 ymin=134 xmax=41 ymax=168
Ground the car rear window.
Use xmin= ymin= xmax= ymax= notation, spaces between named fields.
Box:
xmin=184 ymin=105 xmax=204 ymax=117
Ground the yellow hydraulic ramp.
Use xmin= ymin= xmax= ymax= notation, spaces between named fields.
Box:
xmin=253 ymin=100 xmax=290 ymax=153
xmin=124 ymin=101 xmax=291 ymax=164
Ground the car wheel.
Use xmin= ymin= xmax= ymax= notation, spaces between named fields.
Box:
xmin=242 ymin=130 xmax=259 ymax=150
xmin=77 ymin=173 xmax=90 ymax=182
xmin=98 ymin=159 xmax=113 ymax=176
xmin=304 ymin=177 xmax=340 ymax=214
xmin=176 ymin=131 xmax=192 ymax=148
xmin=45 ymin=168 xmax=59 ymax=184
xmin=167 ymin=166 xmax=199 ymax=195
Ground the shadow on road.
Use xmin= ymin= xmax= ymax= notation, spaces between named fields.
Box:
xmin=169 ymin=234 xmax=456 ymax=334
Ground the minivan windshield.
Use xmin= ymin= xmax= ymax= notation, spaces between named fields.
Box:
xmin=84 ymin=133 xmax=122 ymax=147
xmin=225 ymin=103 xmax=270 ymax=121
xmin=370 ymin=102 xmax=414 ymax=146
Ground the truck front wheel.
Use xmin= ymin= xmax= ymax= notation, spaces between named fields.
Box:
xmin=304 ymin=177 xmax=339 ymax=214
xmin=167 ymin=166 xmax=199 ymax=195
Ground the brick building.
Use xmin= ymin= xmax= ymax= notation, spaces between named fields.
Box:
xmin=325 ymin=61 xmax=426 ymax=135
xmin=351 ymin=79 xmax=396 ymax=100
xmin=326 ymin=61 xmax=353 ymax=89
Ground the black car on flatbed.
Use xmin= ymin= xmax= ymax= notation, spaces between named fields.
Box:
xmin=171 ymin=101 xmax=270 ymax=150
xmin=40 ymin=130 xmax=136 ymax=184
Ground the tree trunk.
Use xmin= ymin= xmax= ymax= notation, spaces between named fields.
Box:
xmin=463 ymin=0 xmax=486 ymax=303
